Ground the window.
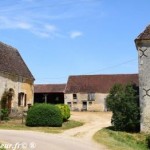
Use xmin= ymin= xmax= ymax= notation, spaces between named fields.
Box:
xmin=89 ymin=101 xmax=92 ymax=105
xmin=73 ymin=102 xmax=77 ymax=105
xmin=88 ymin=93 xmax=95 ymax=101
xmin=73 ymin=94 xmax=77 ymax=99
xmin=18 ymin=92 xmax=27 ymax=107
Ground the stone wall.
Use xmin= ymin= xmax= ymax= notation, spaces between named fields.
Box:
xmin=137 ymin=40 xmax=150 ymax=133
xmin=65 ymin=93 xmax=108 ymax=111
xmin=0 ymin=72 xmax=34 ymax=115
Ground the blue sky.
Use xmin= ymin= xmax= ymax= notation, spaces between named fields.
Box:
xmin=0 ymin=0 xmax=150 ymax=84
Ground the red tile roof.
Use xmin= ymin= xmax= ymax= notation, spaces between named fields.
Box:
xmin=135 ymin=25 xmax=150 ymax=41
xmin=65 ymin=74 xmax=138 ymax=93
xmin=0 ymin=41 xmax=34 ymax=80
xmin=34 ymin=84 xmax=66 ymax=93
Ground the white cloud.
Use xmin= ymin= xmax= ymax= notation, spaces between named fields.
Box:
xmin=31 ymin=24 xmax=59 ymax=38
xmin=70 ymin=31 xmax=83 ymax=39
xmin=0 ymin=15 xmax=59 ymax=38
xmin=32 ymin=30 xmax=50 ymax=38
xmin=0 ymin=0 xmax=101 ymax=39
xmin=45 ymin=24 xmax=57 ymax=32
xmin=16 ymin=22 xmax=32 ymax=29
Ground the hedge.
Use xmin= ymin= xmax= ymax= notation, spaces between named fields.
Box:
xmin=26 ymin=103 xmax=63 ymax=127
xmin=56 ymin=104 xmax=70 ymax=121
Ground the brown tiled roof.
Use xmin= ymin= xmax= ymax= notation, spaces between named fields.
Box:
xmin=0 ymin=41 xmax=34 ymax=80
xmin=34 ymin=84 xmax=66 ymax=93
xmin=65 ymin=74 xmax=138 ymax=93
xmin=135 ymin=25 xmax=150 ymax=41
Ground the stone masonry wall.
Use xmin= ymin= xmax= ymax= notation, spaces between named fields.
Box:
xmin=0 ymin=72 xmax=34 ymax=114
xmin=138 ymin=41 xmax=150 ymax=133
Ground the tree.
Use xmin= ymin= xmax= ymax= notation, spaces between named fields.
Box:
xmin=106 ymin=83 xmax=140 ymax=132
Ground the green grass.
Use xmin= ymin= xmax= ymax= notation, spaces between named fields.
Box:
xmin=0 ymin=144 xmax=6 ymax=150
xmin=93 ymin=127 xmax=148 ymax=150
xmin=0 ymin=119 xmax=84 ymax=133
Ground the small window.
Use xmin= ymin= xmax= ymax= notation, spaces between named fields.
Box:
xmin=73 ymin=102 xmax=77 ymax=105
xmin=89 ymin=101 xmax=92 ymax=105
xmin=88 ymin=93 xmax=95 ymax=101
xmin=18 ymin=92 xmax=27 ymax=107
xmin=73 ymin=94 xmax=77 ymax=99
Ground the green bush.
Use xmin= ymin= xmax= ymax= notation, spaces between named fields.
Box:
xmin=0 ymin=144 xmax=6 ymax=150
xmin=56 ymin=104 xmax=70 ymax=121
xmin=0 ymin=109 xmax=9 ymax=121
xmin=26 ymin=103 xmax=63 ymax=127
xmin=146 ymin=135 xmax=150 ymax=149
xmin=106 ymin=83 xmax=140 ymax=132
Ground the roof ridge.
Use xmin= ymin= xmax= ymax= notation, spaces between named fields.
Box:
xmin=0 ymin=41 xmax=35 ymax=80
xmin=0 ymin=41 xmax=18 ymax=51
xmin=69 ymin=73 xmax=138 ymax=77
xmin=135 ymin=24 xmax=150 ymax=41
xmin=35 ymin=83 xmax=66 ymax=85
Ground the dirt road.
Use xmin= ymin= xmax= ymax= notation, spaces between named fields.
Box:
xmin=64 ymin=111 xmax=112 ymax=139
xmin=0 ymin=112 xmax=112 ymax=150
xmin=62 ymin=111 xmax=112 ymax=149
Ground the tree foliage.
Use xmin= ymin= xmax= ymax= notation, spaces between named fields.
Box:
xmin=56 ymin=104 xmax=70 ymax=121
xmin=106 ymin=83 xmax=140 ymax=132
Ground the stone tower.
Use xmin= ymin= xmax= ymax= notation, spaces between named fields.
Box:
xmin=135 ymin=25 xmax=150 ymax=133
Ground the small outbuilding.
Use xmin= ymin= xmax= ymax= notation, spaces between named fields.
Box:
xmin=34 ymin=84 xmax=66 ymax=104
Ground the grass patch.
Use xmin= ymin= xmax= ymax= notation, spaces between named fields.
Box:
xmin=93 ymin=127 xmax=148 ymax=150
xmin=0 ymin=145 xmax=5 ymax=150
xmin=0 ymin=119 xmax=84 ymax=133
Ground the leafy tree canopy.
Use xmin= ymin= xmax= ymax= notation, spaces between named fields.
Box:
xmin=106 ymin=83 xmax=140 ymax=132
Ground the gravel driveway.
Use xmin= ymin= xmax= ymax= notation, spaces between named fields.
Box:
xmin=0 ymin=111 xmax=112 ymax=150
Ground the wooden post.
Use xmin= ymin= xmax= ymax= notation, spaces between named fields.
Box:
xmin=44 ymin=94 xmax=47 ymax=103
xmin=0 ymin=101 xmax=1 ymax=123
xmin=21 ymin=106 xmax=24 ymax=124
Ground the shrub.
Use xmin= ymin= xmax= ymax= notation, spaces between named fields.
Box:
xmin=56 ymin=104 xmax=70 ymax=121
xmin=106 ymin=83 xmax=140 ymax=132
xmin=26 ymin=103 xmax=63 ymax=127
xmin=0 ymin=144 xmax=6 ymax=150
xmin=146 ymin=135 xmax=150 ymax=149
xmin=1 ymin=109 xmax=9 ymax=121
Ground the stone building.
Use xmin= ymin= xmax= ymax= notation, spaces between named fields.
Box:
xmin=135 ymin=25 xmax=150 ymax=133
xmin=65 ymin=74 xmax=138 ymax=111
xmin=0 ymin=41 xmax=35 ymax=114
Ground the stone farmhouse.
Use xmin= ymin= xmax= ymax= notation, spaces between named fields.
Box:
xmin=64 ymin=74 xmax=138 ymax=111
xmin=0 ymin=41 xmax=35 ymax=114
xmin=135 ymin=25 xmax=150 ymax=133
xmin=34 ymin=74 xmax=138 ymax=112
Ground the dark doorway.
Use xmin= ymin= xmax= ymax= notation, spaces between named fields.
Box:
xmin=82 ymin=101 xmax=87 ymax=111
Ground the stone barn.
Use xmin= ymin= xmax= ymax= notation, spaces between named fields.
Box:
xmin=65 ymin=74 xmax=138 ymax=111
xmin=0 ymin=41 xmax=35 ymax=114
